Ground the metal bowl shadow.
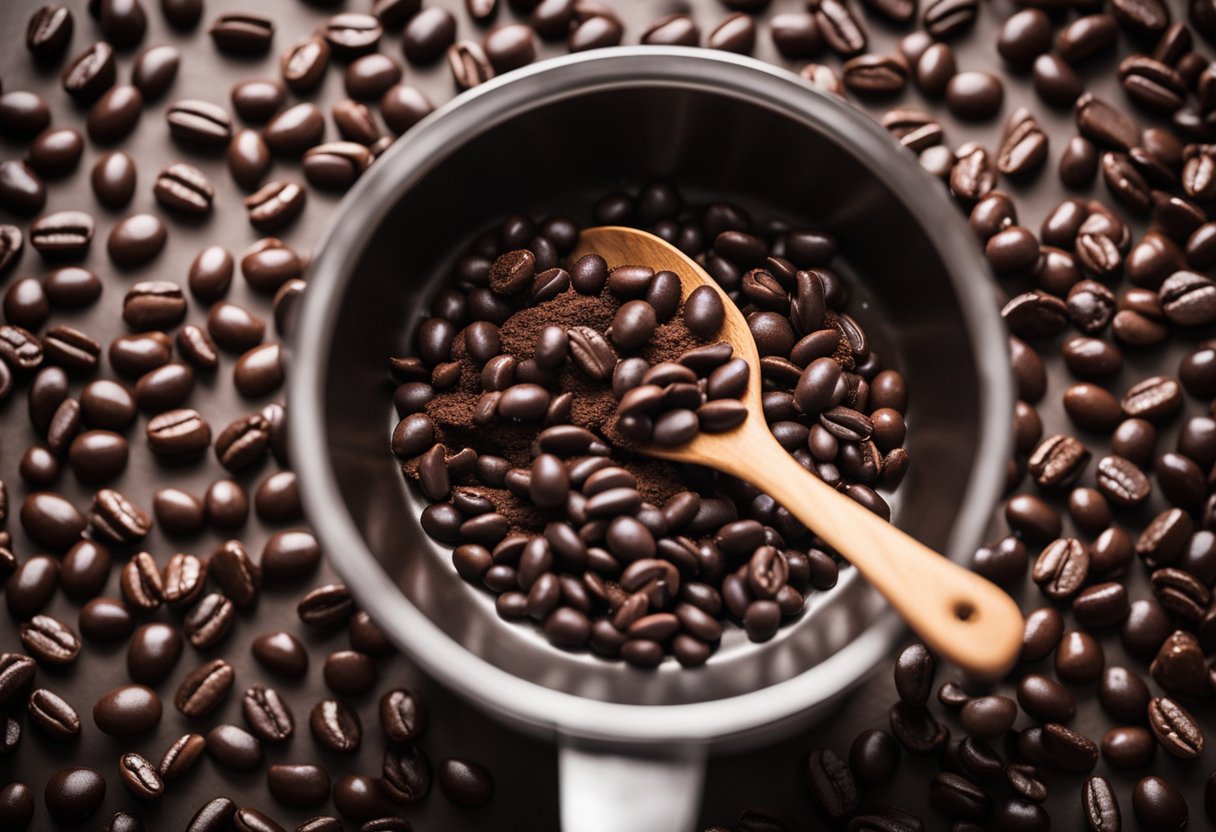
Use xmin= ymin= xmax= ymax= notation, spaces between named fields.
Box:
xmin=290 ymin=47 xmax=1013 ymax=832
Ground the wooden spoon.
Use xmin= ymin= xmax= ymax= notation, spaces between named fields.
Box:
xmin=572 ymin=226 xmax=1023 ymax=679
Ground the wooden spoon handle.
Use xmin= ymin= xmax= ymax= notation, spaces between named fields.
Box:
xmin=736 ymin=436 xmax=1023 ymax=679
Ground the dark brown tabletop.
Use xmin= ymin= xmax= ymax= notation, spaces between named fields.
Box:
xmin=1 ymin=0 xmax=1214 ymax=830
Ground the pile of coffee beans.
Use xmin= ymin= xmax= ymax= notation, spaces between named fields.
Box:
xmin=3 ymin=1 xmax=521 ymax=829
xmin=388 ymin=181 xmax=909 ymax=667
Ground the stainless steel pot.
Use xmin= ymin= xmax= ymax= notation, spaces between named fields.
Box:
xmin=290 ymin=47 xmax=1014 ymax=832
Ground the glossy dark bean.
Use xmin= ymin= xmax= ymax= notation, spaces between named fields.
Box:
xmin=27 ymin=6 xmax=74 ymax=62
xmin=62 ymin=43 xmax=115 ymax=104
xmin=209 ymin=13 xmax=274 ymax=56
xmin=310 ymin=698 xmax=361 ymax=753
xmin=268 ymin=764 xmax=330 ymax=808
xmin=252 ymin=631 xmax=308 ymax=677
xmin=44 ymin=767 xmax=106 ymax=823
xmin=206 ymin=723 xmax=264 ymax=772
xmin=166 ymin=99 xmax=232 ymax=148
xmin=245 ymin=181 xmax=306 ymax=233
xmin=91 ymin=151 xmax=137 ymax=208
xmin=231 ymin=79 xmax=285 ymax=123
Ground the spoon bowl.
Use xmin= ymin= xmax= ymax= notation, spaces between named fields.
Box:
xmin=573 ymin=225 xmax=1024 ymax=679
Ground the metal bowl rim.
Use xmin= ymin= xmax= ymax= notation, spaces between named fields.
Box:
xmin=289 ymin=46 xmax=1014 ymax=745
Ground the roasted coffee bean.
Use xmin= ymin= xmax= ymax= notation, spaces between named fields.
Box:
xmin=44 ymin=266 xmax=101 ymax=310
xmin=310 ymin=698 xmax=361 ymax=753
xmin=298 ymin=583 xmax=354 ymax=627
xmin=1076 ymin=93 xmax=1141 ymax=151
xmin=1148 ymin=697 xmax=1204 ymax=758
xmin=30 ymin=211 xmax=94 ymax=259
xmin=929 ymin=772 xmax=989 ymax=819
xmin=79 ymin=597 xmax=134 ymax=642
xmin=1102 ymin=725 xmax=1155 ymax=769
xmin=63 ymin=42 xmax=116 ymax=103
xmin=1160 ymin=270 xmax=1216 ymax=325
xmin=997 ymin=109 xmax=1047 ymax=178
xmin=261 ymin=529 xmax=321 ymax=583
xmin=28 ymin=688 xmax=80 ymax=740
xmin=207 ymin=540 xmax=261 ymax=608
xmin=379 ymin=687 xmax=427 ymax=743
xmin=707 ymin=12 xmax=756 ymax=54
xmin=946 ymin=72 xmax=1003 ymax=121
xmin=167 ymin=99 xmax=232 ymax=147
xmin=998 ymin=9 xmax=1051 ymax=67
xmin=0 ymin=226 xmax=23 ymax=277
xmin=813 ymin=0 xmax=867 ymax=57
xmin=147 ymin=408 xmax=211 ymax=462
xmin=153 ymin=163 xmax=212 ymax=215
xmin=1060 ymin=14 xmax=1119 ymax=64
xmin=345 ymin=51 xmax=401 ymax=100
xmin=122 ymin=281 xmax=186 ymax=330
xmin=205 ymin=479 xmax=248 ymax=528
xmin=20 ymin=614 xmax=80 ymax=665
xmin=1133 ymin=775 xmax=1186 ymax=831
xmin=87 ymin=84 xmax=143 ymax=145
xmin=804 ymin=748 xmax=858 ymax=820
xmin=378 ymin=86 xmax=431 ymax=136
xmin=245 ymin=181 xmax=306 ymax=233
xmin=1095 ymin=454 xmax=1151 ymax=507
xmin=107 ymin=214 xmax=166 ymax=268
xmin=323 ymin=12 xmax=383 ymax=59
xmin=1073 ymin=582 xmax=1129 ymax=627
xmin=0 ymin=654 xmax=36 ymax=707
xmin=367 ymin=754 xmax=425 ymax=813
xmin=27 ymin=6 xmax=75 ymax=62
xmin=1042 ymin=723 xmax=1099 ymax=772
xmin=187 ymin=798 xmax=237 ymax=832
xmin=1120 ymin=56 xmax=1186 ymax=112
xmin=182 ymin=593 xmax=233 ymax=650
xmin=20 ymin=491 xmax=85 ymax=549
xmin=127 ymin=622 xmax=182 ymax=686
xmin=448 ymin=41 xmax=494 ymax=91
xmin=60 ymin=540 xmax=111 ymax=601
xmin=92 ymin=684 xmax=162 ymax=737
xmin=281 ymin=36 xmax=329 ymax=94
xmin=323 ymin=650 xmax=377 ymax=696
xmin=90 ymin=488 xmax=151 ymax=545
xmin=209 ymin=14 xmax=274 ymax=56
xmin=268 ymin=764 xmax=330 ymax=809
xmin=91 ymin=151 xmax=137 ymax=208
xmin=1017 ymin=674 xmax=1076 ymax=724
xmin=26 ymin=127 xmax=83 ymax=180
xmin=1084 ymin=773 xmax=1118 ymax=832
xmin=44 ymin=767 xmax=106 ymax=822
xmin=642 ymin=13 xmax=700 ymax=46
xmin=252 ymin=631 xmax=308 ymax=677
xmin=159 ymin=733 xmax=206 ymax=782
xmin=0 ymin=161 xmax=47 ymax=216
xmin=264 ymin=104 xmax=325 ymax=157
xmin=117 ymin=752 xmax=163 ymax=800
xmin=842 ymin=54 xmax=909 ymax=95
xmin=231 ymin=79 xmax=285 ymax=123
xmin=304 ymin=142 xmax=371 ymax=191
xmin=1032 ymin=538 xmax=1089 ymax=599
xmin=1056 ymin=629 xmax=1105 ymax=684
xmin=402 ymin=7 xmax=456 ymax=63
xmin=241 ymin=684 xmax=293 ymax=744
xmin=175 ymin=659 xmax=234 ymax=717
xmin=206 ymin=724 xmax=264 ymax=774
xmin=132 ymin=44 xmax=179 ymax=100
xmin=438 ymin=758 xmax=494 ymax=808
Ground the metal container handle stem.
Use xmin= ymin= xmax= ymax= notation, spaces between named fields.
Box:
xmin=560 ymin=740 xmax=707 ymax=832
